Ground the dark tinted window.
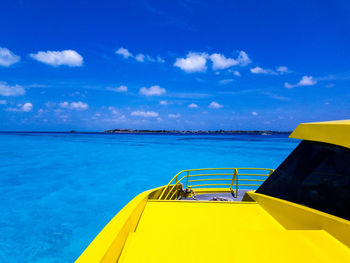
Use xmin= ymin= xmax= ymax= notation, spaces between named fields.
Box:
xmin=256 ymin=140 xmax=350 ymax=220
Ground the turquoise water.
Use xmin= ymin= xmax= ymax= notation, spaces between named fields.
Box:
xmin=0 ymin=132 xmax=299 ymax=262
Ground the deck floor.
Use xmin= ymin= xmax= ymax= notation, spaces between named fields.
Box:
xmin=118 ymin=201 xmax=350 ymax=262
xmin=178 ymin=189 xmax=250 ymax=201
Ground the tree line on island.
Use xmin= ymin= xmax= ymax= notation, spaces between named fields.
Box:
xmin=103 ymin=129 xmax=291 ymax=135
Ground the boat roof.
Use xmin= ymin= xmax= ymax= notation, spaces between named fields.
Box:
xmin=289 ymin=119 xmax=350 ymax=149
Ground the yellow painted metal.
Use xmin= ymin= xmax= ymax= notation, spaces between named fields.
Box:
xmin=229 ymin=168 xmax=237 ymax=197
xmin=188 ymin=178 xmax=232 ymax=182
xmin=158 ymin=170 xmax=183 ymax=199
xmin=158 ymin=168 xmax=273 ymax=200
xmin=118 ymin=199 xmax=350 ymax=263
xmin=189 ymin=173 xmax=238 ymax=177
xmin=289 ymin=119 xmax=350 ymax=149
xmin=75 ymin=188 xmax=156 ymax=263
xmin=190 ymin=183 xmax=231 ymax=187
xmin=247 ymin=191 xmax=350 ymax=247
xmin=235 ymin=168 xmax=238 ymax=197
xmin=76 ymin=186 xmax=350 ymax=263
xmin=237 ymin=173 xmax=272 ymax=176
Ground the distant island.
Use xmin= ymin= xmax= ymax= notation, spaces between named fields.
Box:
xmin=104 ymin=129 xmax=291 ymax=135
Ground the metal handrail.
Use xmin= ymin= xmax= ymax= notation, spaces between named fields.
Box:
xmin=158 ymin=168 xmax=274 ymax=200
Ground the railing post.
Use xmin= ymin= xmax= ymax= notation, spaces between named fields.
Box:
xmin=235 ymin=168 xmax=238 ymax=198
xmin=230 ymin=169 xmax=237 ymax=196
xmin=186 ymin=170 xmax=189 ymax=188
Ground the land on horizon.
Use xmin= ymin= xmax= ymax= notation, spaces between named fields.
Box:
xmin=104 ymin=128 xmax=291 ymax=135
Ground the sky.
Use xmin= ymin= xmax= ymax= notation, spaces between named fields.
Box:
xmin=0 ymin=0 xmax=350 ymax=131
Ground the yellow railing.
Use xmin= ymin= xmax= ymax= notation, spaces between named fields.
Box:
xmin=158 ymin=168 xmax=274 ymax=200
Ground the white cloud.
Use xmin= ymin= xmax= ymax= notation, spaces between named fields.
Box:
xmin=188 ymin=103 xmax=199 ymax=108
xmin=69 ymin=101 xmax=88 ymax=110
xmin=174 ymin=50 xmax=250 ymax=73
xmin=139 ymin=85 xmax=166 ymax=96
xmin=263 ymin=92 xmax=290 ymax=101
xmin=250 ymin=66 xmax=276 ymax=75
xmin=284 ymin=83 xmax=293 ymax=88
xmin=0 ymin=99 xmax=6 ymax=105
xmin=135 ymin=54 xmax=145 ymax=62
xmin=107 ymin=85 xmax=128 ymax=92
xmin=59 ymin=102 xmax=69 ymax=108
xmin=116 ymin=47 xmax=132 ymax=58
xmin=276 ymin=66 xmax=289 ymax=74
xmin=0 ymin=82 xmax=26 ymax=96
xmin=59 ymin=101 xmax=88 ymax=110
xmin=251 ymin=65 xmax=290 ymax=75
xmin=131 ymin=110 xmax=158 ymax=117
xmin=108 ymin=106 xmax=121 ymax=115
xmin=284 ymin=75 xmax=317 ymax=88
xmin=116 ymin=47 xmax=165 ymax=63
xmin=237 ymin=51 xmax=251 ymax=66
xmin=219 ymin=79 xmax=234 ymax=84
xmin=208 ymin=101 xmax=223 ymax=109
xmin=159 ymin=100 xmax=168 ymax=105
xmin=299 ymin=75 xmax=317 ymax=86
xmin=5 ymin=102 xmax=33 ymax=112
xmin=233 ymin=71 xmax=241 ymax=77
xmin=209 ymin=53 xmax=238 ymax=70
xmin=22 ymin=102 xmax=33 ymax=112
xmin=168 ymin=113 xmax=181 ymax=118
xmin=174 ymin=52 xmax=208 ymax=73
xmin=252 ymin=111 xmax=258 ymax=116
xmin=156 ymin=56 xmax=165 ymax=63
xmin=209 ymin=51 xmax=251 ymax=70
xmin=30 ymin=50 xmax=83 ymax=66
xmin=250 ymin=67 xmax=266 ymax=74
xmin=0 ymin=47 xmax=20 ymax=66
xmin=92 ymin=112 xmax=101 ymax=120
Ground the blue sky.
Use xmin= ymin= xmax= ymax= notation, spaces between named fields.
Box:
xmin=0 ymin=0 xmax=349 ymax=131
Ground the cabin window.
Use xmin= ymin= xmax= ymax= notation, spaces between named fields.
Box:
xmin=256 ymin=140 xmax=350 ymax=221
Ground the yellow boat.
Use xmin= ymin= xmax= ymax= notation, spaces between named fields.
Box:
xmin=76 ymin=120 xmax=350 ymax=262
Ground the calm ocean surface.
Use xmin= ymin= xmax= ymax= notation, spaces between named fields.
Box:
xmin=0 ymin=132 xmax=299 ymax=262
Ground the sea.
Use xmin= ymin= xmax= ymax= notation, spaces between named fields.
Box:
xmin=0 ymin=132 xmax=299 ymax=262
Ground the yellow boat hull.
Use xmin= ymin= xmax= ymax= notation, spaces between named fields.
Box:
xmin=76 ymin=187 xmax=350 ymax=263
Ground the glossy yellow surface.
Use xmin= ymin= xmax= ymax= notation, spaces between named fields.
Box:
xmin=290 ymin=119 xmax=350 ymax=148
xmin=76 ymin=188 xmax=350 ymax=263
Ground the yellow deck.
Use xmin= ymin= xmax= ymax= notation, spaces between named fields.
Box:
xmin=118 ymin=200 xmax=350 ymax=263
xmin=76 ymin=189 xmax=350 ymax=263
